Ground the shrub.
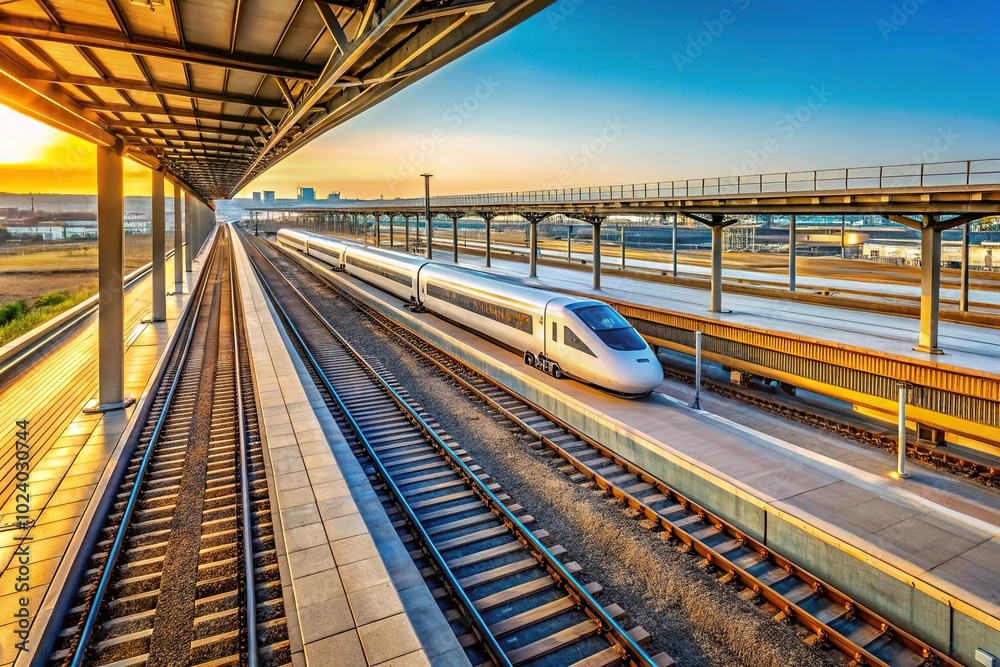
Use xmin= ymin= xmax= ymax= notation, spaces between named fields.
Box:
xmin=0 ymin=301 xmax=28 ymax=326
xmin=0 ymin=287 xmax=93 ymax=346
xmin=33 ymin=291 xmax=69 ymax=308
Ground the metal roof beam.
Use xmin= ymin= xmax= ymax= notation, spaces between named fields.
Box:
xmin=240 ymin=0 xmax=422 ymax=182
xmin=397 ymin=2 xmax=497 ymax=25
xmin=25 ymin=70 xmax=287 ymax=107
xmin=232 ymin=0 xmax=551 ymax=195
xmin=129 ymin=134 xmax=250 ymax=149
xmin=31 ymin=0 xmax=62 ymax=27
xmin=107 ymin=120 xmax=259 ymax=137
xmin=82 ymin=103 xmax=270 ymax=125
xmin=0 ymin=19 xmax=324 ymax=80
xmin=277 ymin=8 xmax=485 ymax=166
xmin=0 ymin=50 xmax=116 ymax=147
xmin=313 ymin=1 xmax=351 ymax=53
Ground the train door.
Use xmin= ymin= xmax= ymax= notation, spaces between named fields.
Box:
xmin=543 ymin=306 xmax=563 ymax=372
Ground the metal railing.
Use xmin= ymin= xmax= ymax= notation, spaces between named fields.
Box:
xmin=339 ymin=158 xmax=1000 ymax=209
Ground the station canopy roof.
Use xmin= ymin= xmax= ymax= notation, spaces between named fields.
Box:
xmin=0 ymin=0 xmax=548 ymax=201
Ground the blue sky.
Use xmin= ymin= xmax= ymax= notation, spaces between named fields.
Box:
xmin=240 ymin=0 xmax=1000 ymax=199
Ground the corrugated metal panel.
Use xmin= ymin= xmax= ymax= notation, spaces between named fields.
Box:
xmin=631 ymin=318 xmax=1000 ymax=429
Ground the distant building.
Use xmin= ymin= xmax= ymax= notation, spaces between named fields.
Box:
xmin=252 ymin=192 xmax=262 ymax=203
xmin=297 ymin=187 xmax=316 ymax=202
xmin=263 ymin=191 xmax=275 ymax=205
xmin=328 ymin=191 xmax=341 ymax=201
xmin=5 ymin=223 xmax=65 ymax=240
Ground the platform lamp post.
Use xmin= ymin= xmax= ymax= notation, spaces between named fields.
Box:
xmin=422 ymin=173 xmax=433 ymax=259
xmin=896 ymin=382 xmax=911 ymax=479
xmin=671 ymin=213 xmax=678 ymax=279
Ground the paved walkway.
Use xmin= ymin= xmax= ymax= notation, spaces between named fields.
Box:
xmin=232 ymin=230 xmax=465 ymax=667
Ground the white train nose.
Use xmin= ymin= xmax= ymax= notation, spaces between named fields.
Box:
xmin=612 ymin=353 xmax=663 ymax=396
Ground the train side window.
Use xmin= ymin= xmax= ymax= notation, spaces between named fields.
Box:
xmin=552 ymin=321 xmax=558 ymax=342
xmin=564 ymin=326 xmax=595 ymax=357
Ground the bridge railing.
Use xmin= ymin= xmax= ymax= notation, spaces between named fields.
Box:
xmin=358 ymin=158 xmax=1000 ymax=209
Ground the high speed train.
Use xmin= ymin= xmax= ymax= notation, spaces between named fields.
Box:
xmin=276 ymin=228 xmax=663 ymax=397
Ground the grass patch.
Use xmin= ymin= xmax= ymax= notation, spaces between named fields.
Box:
xmin=0 ymin=287 xmax=95 ymax=347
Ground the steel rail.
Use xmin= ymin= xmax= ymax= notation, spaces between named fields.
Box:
xmin=69 ymin=240 xmax=221 ymax=667
xmin=244 ymin=244 xmax=513 ymax=667
xmin=0 ymin=248 xmax=178 ymax=384
xmin=243 ymin=233 xmax=660 ymax=667
xmin=230 ymin=249 xmax=259 ymax=667
xmin=343 ymin=286 xmax=967 ymax=667
xmin=268 ymin=238 xmax=964 ymax=667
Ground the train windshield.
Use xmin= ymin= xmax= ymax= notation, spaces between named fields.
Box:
xmin=572 ymin=305 xmax=647 ymax=351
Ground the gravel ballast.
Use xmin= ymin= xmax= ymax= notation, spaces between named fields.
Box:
xmin=258 ymin=241 xmax=842 ymax=667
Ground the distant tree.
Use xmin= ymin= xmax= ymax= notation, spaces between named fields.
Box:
xmin=0 ymin=226 xmax=8 ymax=242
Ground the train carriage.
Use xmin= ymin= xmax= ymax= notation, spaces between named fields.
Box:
xmin=276 ymin=228 xmax=663 ymax=397
xmin=341 ymin=245 xmax=423 ymax=303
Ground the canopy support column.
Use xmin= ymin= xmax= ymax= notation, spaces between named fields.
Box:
xmin=151 ymin=171 xmax=166 ymax=322
xmin=481 ymin=212 xmax=496 ymax=268
xmin=184 ymin=194 xmax=193 ymax=272
xmin=572 ymin=214 xmax=605 ymax=290
xmin=917 ymin=221 xmax=943 ymax=354
xmin=687 ymin=213 xmax=738 ymax=313
xmin=522 ymin=212 xmax=552 ymax=279
xmin=592 ymin=221 xmax=602 ymax=289
xmin=173 ymin=184 xmax=183 ymax=292
xmin=789 ymin=214 xmax=797 ymax=292
xmin=529 ymin=221 xmax=538 ymax=277
xmin=711 ymin=225 xmax=724 ymax=311
xmin=961 ymin=221 xmax=970 ymax=312
xmin=671 ymin=214 xmax=678 ymax=278
xmin=86 ymin=144 xmax=134 ymax=412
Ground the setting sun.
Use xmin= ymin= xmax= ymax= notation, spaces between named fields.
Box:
xmin=0 ymin=104 xmax=62 ymax=164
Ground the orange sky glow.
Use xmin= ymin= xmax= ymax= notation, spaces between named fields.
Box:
xmin=0 ymin=106 xmax=152 ymax=197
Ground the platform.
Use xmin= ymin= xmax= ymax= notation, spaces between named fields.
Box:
xmin=0 ymin=245 xmax=206 ymax=666
xmin=289 ymin=245 xmax=1000 ymax=666
xmin=415 ymin=243 xmax=1000 ymax=448
xmin=438 ymin=248 xmax=1000 ymax=372
xmin=231 ymin=232 xmax=466 ymax=666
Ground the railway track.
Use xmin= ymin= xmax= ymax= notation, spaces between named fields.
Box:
xmin=242 ymin=231 xmax=673 ymax=667
xmin=654 ymin=365 xmax=1000 ymax=490
xmin=48 ymin=230 xmax=289 ymax=667
xmin=260 ymin=234 xmax=965 ymax=667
